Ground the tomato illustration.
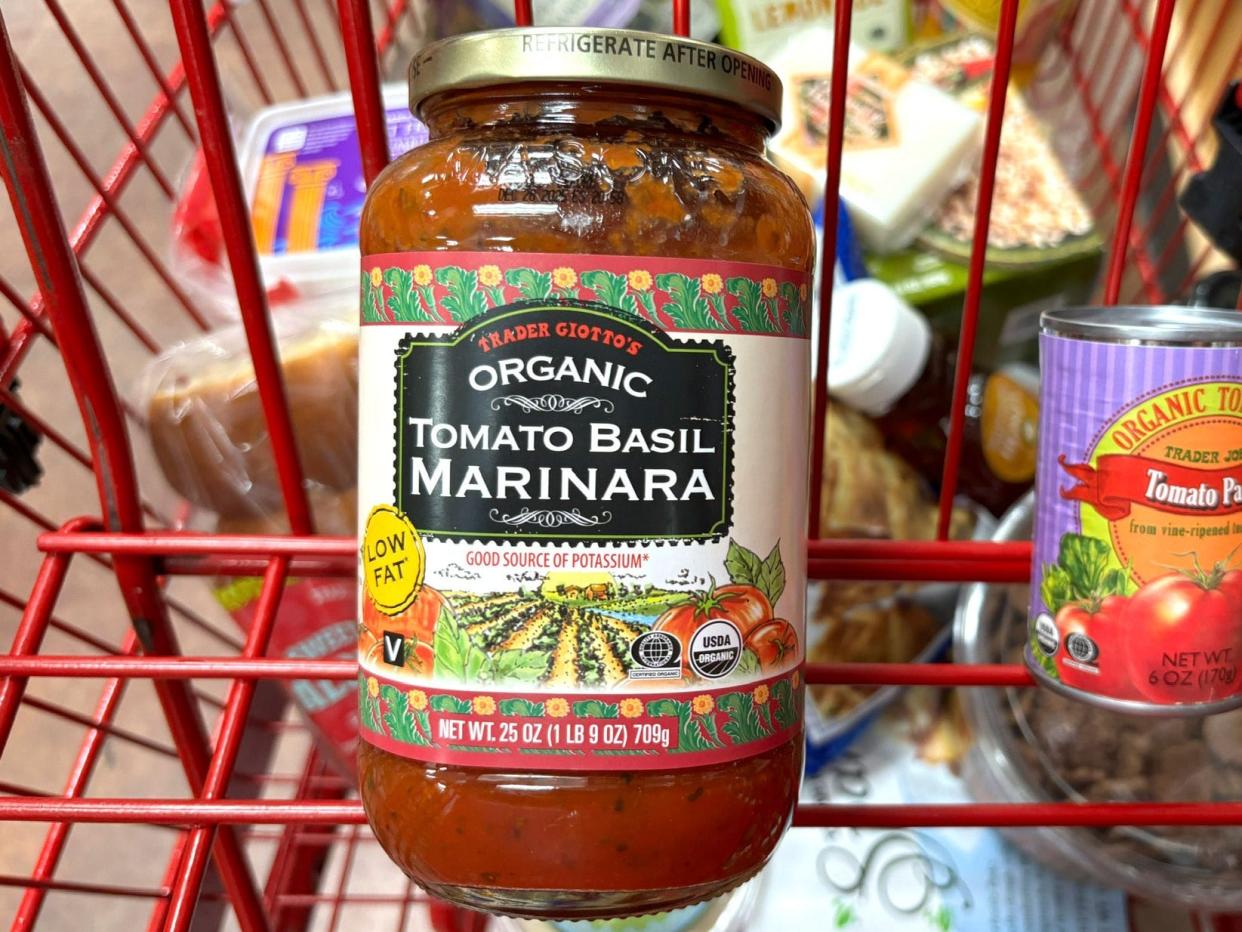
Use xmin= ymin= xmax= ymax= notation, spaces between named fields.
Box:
xmin=1123 ymin=571 xmax=1242 ymax=704
xmin=362 ymin=585 xmax=447 ymax=676
xmin=744 ymin=619 xmax=798 ymax=671
xmin=1054 ymin=596 xmax=1132 ymax=697
xmin=653 ymin=583 xmax=772 ymax=674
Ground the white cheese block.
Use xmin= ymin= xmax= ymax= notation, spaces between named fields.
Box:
xmin=768 ymin=29 xmax=983 ymax=254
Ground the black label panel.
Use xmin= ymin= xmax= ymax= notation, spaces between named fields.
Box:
xmin=393 ymin=301 xmax=734 ymax=544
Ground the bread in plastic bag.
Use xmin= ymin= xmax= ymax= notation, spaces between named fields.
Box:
xmin=140 ymin=299 xmax=358 ymax=517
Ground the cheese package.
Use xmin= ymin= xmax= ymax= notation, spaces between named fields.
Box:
xmin=769 ymin=29 xmax=982 ymax=253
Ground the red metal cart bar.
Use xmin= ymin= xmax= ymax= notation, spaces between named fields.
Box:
xmin=0 ymin=524 xmax=78 ymax=750
xmin=937 ymin=0 xmax=1018 ymax=537
xmin=106 ymin=0 xmax=195 ymax=136
xmin=17 ymin=74 xmax=201 ymax=347
xmin=165 ymin=558 xmax=290 ymax=932
xmin=672 ymin=0 xmax=691 ymax=37
xmin=263 ymin=748 xmax=349 ymax=930
xmin=0 ymin=874 xmax=168 ymax=900
xmin=0 ymin=274 xmax=53 ymax=342
xmin=292 ymin=0 xmax=339 ymax=91
xmin=0 ymin=13 xmax=268 ymax=926
xmin=338 ymin=0 xmax=390 ymax=185
xmin=12 ymin=629 xmax=146 ymax=930
xmin=0 ymin=656 xmax=1034 ymax=690
xmin=0 ymin=588 xmax=120 ymax=657
xmin=17 ymin=694 xmax=177 ymax=759
xmin=326 ymin=824 xmax=364 ymax=931
xmin=376 ymin=1 xmax=417 ymax=65
xmin=1152 ymin=54 xmax=1242 ymax=289
xmin=258 ymin=0 xmax=312 ymax=97
xmin=807 ymin=0 xmax=852 ymax=540
xmin=7 ymin=795 xmax=1242 ymax=830
xmin=219 ymin=2 xmax=275 ymax=106
xmin=158 ymin=551 xmax=1029 ymax=583
xmin=1103 ymin=0 xmax=1177 ymax=304
xmin=39 ymin=0 xmax=175 ymax=195
xmin=0 ymin=385 xmax=87 ymax=469
xmin=0 ymin=1 xmax=230 ymax=387
xmin=36 ymin=530 xmax=1035 ymax=582
xmin=170 ymin=0 xmax=314 ymax=538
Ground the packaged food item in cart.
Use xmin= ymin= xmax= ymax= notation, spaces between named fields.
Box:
xmin=213 ymin=488 xmax=358 ymax=777
xmin=426 ymin=0 xmax=721 ymax=42
xmin=768 ymin=28 xmax=982 ymax=252
xmin=170 ymin=84 xmax=428 ymax=319
xmin=355 ymin=28 xmax=813 ymax=918
xmin=807 ymin=403 xmax=988 ymax=771
xmin=718 ymin=0 xmax=913 ymax=56
xmin=754 ymin=691 xmax=1130 ymax=931
xmin=864 ymin=244 xmax=1098 ymax=367
xmin=858 ymin=32 xmax=1100 ymax=366
xmin=809 ymin=598 xmax=941 ymax=717
xmin=828 ymin=278 xmax=1039 ymax=515
xmin=803 ymin=595 xmax=947 ymax=771
xmin=902 ymin=33 xmax=1100 ymax=267
xmin=960 ymin=494 xmax=1242 ymax=912
xmin=937 ymin=0 xmax=1080 ymax=84
xmin=140 ymin=298 xmax=358 ymax=517
xmin=817 ymin=402 xmax=978 ymax=597
xmin=1028 ymin=306 xmax=1242 ymax=713
xmin=425 ymin=0 xmax=642 ymax=35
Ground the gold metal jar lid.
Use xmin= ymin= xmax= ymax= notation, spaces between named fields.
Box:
xmin=408 ymin=27 xmax=783 ymax=130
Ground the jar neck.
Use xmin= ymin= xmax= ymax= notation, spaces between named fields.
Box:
xmin=419 ymin=84 xmax=770 ymax=153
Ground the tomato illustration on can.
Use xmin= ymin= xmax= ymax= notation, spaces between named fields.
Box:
xmin=1029 ymin=306 xmax=1242 ymax=713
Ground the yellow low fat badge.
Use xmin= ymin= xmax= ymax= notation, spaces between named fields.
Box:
xmin=362 ymin=504 xmax=424 ymax=615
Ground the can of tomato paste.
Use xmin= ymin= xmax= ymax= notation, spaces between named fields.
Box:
xmin=1029 ymin=306 xmax=1242 ymax=714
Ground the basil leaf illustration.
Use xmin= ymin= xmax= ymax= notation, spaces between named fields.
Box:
xmin=724 ymin=538 xmax=764 ymax=588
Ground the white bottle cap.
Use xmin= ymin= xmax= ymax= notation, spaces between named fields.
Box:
xmin=827 ymin=278 xmax=932 ymax=417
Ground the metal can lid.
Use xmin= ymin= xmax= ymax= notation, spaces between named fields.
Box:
xmin=408 ymin=27 xmax=783 ymax=130
xmin=1041 ymin=305 xmax=1242 ymax=346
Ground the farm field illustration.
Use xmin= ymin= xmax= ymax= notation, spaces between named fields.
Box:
xmin=360 ymin=539 xmax=797 ymax=689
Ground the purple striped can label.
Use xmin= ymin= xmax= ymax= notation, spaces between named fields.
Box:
xmin=1030 ymin=331 xmax=1242 ymax=711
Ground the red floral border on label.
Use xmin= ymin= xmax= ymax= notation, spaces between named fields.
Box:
xmin=358 ymin=667 xmax=803 ymax=771
xmin=360 ymin=251 xmax=811 ymax=338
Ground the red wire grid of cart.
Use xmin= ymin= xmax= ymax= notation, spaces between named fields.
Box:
xmin=0 ymin=0 xmax=1238 ymax=929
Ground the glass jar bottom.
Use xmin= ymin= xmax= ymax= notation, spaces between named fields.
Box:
xmin=417 ymin=866 xmax=764 ymax=919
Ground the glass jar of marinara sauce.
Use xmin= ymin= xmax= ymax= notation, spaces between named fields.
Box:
xmin=356 ymin=27 xmax=814 ymax=919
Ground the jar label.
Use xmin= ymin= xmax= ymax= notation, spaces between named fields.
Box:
xmin=357 ymin=252 xmax=809 ymax=770
xmin=1031 ymin=332 xmax=1242 ymax=708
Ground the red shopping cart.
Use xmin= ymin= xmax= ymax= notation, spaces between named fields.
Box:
xmin=0 ymin=0 xmax=1239 ymax=929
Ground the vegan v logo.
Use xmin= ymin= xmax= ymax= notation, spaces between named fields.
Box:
xmin=382 ymin=631 xmax=406 ymax=666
